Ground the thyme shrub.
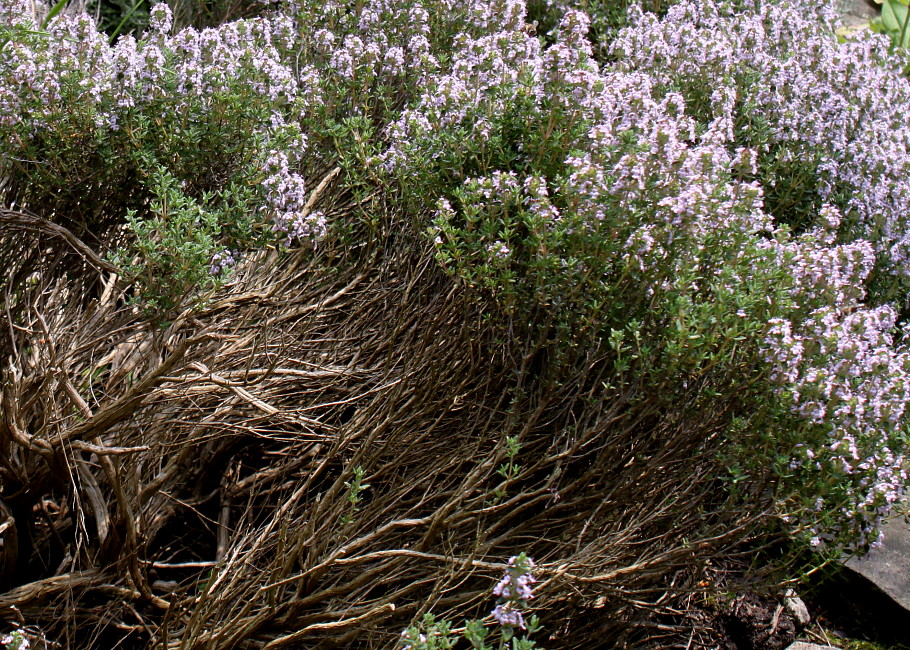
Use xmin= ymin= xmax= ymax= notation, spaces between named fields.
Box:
xmin=382 ymin=2 xmax=910 ymax=550
xmin=2 ymin=0 xmax=910 ymax=611
xmin=0 ymin=1 xmax=314 ymax=309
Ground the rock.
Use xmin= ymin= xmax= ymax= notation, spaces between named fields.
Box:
xmin=844 ymin=512 xmax=910 ymax=612
xmin=805 ymin=559 xmax=910 ymax=648
xmin=836 ymin=0 xmax=878 ymax=27
xmin=785 ymin=643 xmax=839 ymax=650
xmin=782 ymin=589 xmax=810 ymax=626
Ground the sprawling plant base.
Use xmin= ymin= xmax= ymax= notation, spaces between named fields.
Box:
xmin=0 ymin=202 xmax=784 ymax=648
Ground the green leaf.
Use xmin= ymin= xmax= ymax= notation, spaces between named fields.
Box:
xmin=881 ymin=0 xmax=910 ymax=46
xmin=108 ymin=0 xmax=147 ymax=44
xmin=41 ymin=0 xmax=68 ymax=28
xmin=881 ymin=0 xmax=903 ymax=31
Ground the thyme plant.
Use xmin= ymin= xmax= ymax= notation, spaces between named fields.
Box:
xmin=3 ymin=1 xmax=910 ymax=644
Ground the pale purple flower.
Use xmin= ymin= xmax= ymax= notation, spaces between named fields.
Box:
xmin=492 ymin=603 xmax=525 ymax=629
xmin=209 ymin=250 xmax=238 ymax=276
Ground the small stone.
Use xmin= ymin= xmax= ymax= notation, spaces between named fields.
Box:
xmin=785 ymin=643 xmax=839 ymax=650
xmin=783 ymin=589 xmax=811 ymax=626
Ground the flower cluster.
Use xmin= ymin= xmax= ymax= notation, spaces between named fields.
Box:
xmin=612 ymin=0 xmax=910 ymax=296
xmin=399 ymin=630 xmax=427 ymax=650
xmin=762 ymin=260 xmax=910 ymax=547
xmin=2 ymin=2 xmax=306 ymax=129
xmin=397 ymin=554 xmax=541 ymax=649
xmin=262 ymin=151 xmax=327 ymax=243
xmin=491 ymin=554 xmax=536 ymax=630
xmin=288 ymin=0 xmax=529 ymax=130
xmin=209 ymin=249 xmax=239 ymax=276
xmin=1 ymin=631 xmax=28 ymax=650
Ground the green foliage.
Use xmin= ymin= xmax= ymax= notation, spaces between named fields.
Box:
xmin=88 ymin=0 xmax=150 ymax=37
xmin=340 ymin=465 xmax=370 ymax=525
xmin=0 ymin=631 xmax=28 ymax=650
xmin=871 ymin=0 xmax=910 ymax=49
xmin=527 ymin=0 xmax=671 ymax=57
xmin=168 ymin=0 xmax=271 ymax=29
xmin=399 ymin=614 xmax=457 ymax=650
xmin=493 ymin=435 xmax=522 ymax=502
xmin=108 ymin=167 xmax=224 ymax=313
xmin=398 ymin=613 xmax=544 ymax=650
